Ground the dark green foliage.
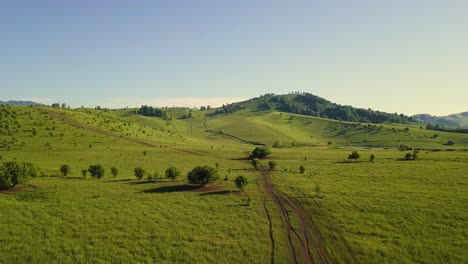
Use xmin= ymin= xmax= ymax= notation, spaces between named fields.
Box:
xmin=187 ymin=166 xmax=218 ymax=186
xmin=110 ymin=167 xmax=119 ymax=178
xmin=348 ymin=151 xmax=360 ymax=161
xmin=165 ymin=166 xmax=180 ymax=181
xmin=234 ymin=175 xmax=248 ymax=191
xmin=446 ymin=140 xmax=455 ymax=146
xmin=250 ymin=147 xmax=271 ymax=159
xmin=251 ymin=158 xmax=260 ymax=170
xmin=299 ymin=165 xmax=305 ymax=174
xmin=137 ymin=105 xmax=166 ymax=117
xmin=268 ymin=161 xmax=277 ymax=170
xmin=276 ymin=93 xmax=413 ymax=123
xmin=32 ymin=127 xmax=37 ymax=136
xmin=134 ymin=167 xmax=145 ymax=180
xmin=404 ymin=152 xmax=418 ymax=161
xmin=60 ymin=164 xmax=70 ymax=177
xmin=0 ymin=161 xmax=37 ymax=189
xmin=81 ymin=169 xmax=87 ymax=178
xmin=370 ymin=154 xmax=375 ymax=163
xmin=88 ymin=164 xmax=105 ymax=179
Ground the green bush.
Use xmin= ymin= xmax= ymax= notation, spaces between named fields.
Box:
xmin=268 ymin=161 xmax=277 ymax=170
xmin=165 ymin=166 xmax=180 ymax=181
xmin=88 ymin=164 xmax=105 ymax=179
xmin=234 ymin=175 xmax=248 ymax=191
xmin=187 ymin=166 xmax=218 ymax=186
xmin=299 ymin=165 xmax=305 ymax=174
xmin=110 ymin=167 xmax=119 ymax=178
xmin=0 ymin=161 xmax=37 ymax=189
xmin=60 ymin=164 xmax=70 ymax=177
xmin=134 ymin=167 xmax=145 ymax=180
xmin=250 ymin=147 xmax=271 ymax=159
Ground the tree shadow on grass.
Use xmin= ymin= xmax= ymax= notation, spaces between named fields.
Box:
xmin=199 ymin=190 xmax=233 ymax=196
xmin=128 ymin=180 xmax=157 ymax=185
xmin=143 ymin=184 xmax=201 ymax=194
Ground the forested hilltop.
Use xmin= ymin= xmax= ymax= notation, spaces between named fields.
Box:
xmin=138 ymin=93 xmax=413 ymax=124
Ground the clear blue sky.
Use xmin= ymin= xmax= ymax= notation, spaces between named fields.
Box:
xmin=1 ymin=1 xmax=467 ymax=115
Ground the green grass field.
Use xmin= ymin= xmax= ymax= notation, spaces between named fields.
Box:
xmin=1 ymin=104 xmax=467 ymax=263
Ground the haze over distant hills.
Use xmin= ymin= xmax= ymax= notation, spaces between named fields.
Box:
xmin=413 ymin=112 xmax=468 ymax=128
xmin=0 ymin=100 xmax=41 ymax=106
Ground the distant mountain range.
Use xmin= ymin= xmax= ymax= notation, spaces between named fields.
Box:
xmin=0 ymin=100 xmax=42 ymax=106
xmin=413 ymin=112 xmax=468 ymax=129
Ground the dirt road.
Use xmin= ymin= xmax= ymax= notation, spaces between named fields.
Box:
xmin=260 ymin=170 xmax=336 ymax=264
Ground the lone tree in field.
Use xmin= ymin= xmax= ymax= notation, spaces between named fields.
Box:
xmin=251 ymin=158 xmax=260 ymax=170
xmin=165 ymin=166 xmax=180 ymax=181
xmin=81 ymin=169 xmax=87 ymax=178
xmin=110 ymin=167 xmax=119 ymax=178
xmin=268 ymin=161 xmax=277 ymax=170
xmin=60 ymin=164 xmax=70 ymax=177
xmin=234 ymin=175 xmax=248 ymax=191
xmin=187 ymin=166 xmax=218 ymax=186
xmin=88 ymin=164 xmax=105 ymax=179
xmin=250 ymin=147 xmax=271 ymax=159
xmin=299 ymin=165 xmax=305 ymax=174
xmin=134 ymin=167 xmax=145 ymax=180
xmin=0 ymin=161 xmax=37 ymax=189
xmin=348 ymin=151 xmax=360 ymax=161
xmin=370 ymin=154 xmax=375 ymax=163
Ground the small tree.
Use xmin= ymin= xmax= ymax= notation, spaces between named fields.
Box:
xmin=370 ymin=154 xmax=375 ymax=163
xmin=88 ymin=164 xmax=105 ymax=179
xmin=0 ymin=161 xmax=37 ymax=189
xmin=60 ymin=164 xmax=70 ymax=177
xmin=348 ymin=151 xmax=360 ymax=161
xmin=251 ymin=158 xmax=260 ymax=170
xmin=134 ymin=167 xmax=145 ymax=180
xmin=110 ymin=167 xmax=119 ymax=178
xmin=250 ymin=147 xmax=271 ymax=159
xmin=187 ymin=166 xmax=218 ymax=186
xmin=81 ymin=169 xmax=87 ymax=178
xmin=405 ymin=152 xmax=413 ymax=160
xmin=299 ymin=165 xmax=305 ymax=174
xmin=32 ymin=128 xmax=37 ymax=136
xmin=165 ymin=166 xmax=180 ymax=181
xmin=268 ymin=161 xmax=277 ymax=170
xmin=234 ymin=176 xmax=248 ymax=191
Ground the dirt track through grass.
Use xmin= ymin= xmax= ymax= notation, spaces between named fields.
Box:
xmin=261 ymin=170 xmax=336 ymax=264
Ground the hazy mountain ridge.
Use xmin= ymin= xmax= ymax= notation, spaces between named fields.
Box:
xmin=413 ymin=111 xmax=468 ymax=128
xmin=0 ymin=100 xmax=41 ymax=106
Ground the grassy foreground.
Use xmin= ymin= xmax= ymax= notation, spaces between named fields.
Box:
xmin=1 ymin=105 xmax=467 ymax=263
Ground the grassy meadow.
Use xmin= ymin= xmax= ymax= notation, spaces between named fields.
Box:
xmin=1 ymin=104 xmax=467 ymax=263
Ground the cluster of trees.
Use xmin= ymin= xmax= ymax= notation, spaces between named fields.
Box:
xmin=211 ymin=103 xmax=245 ymax=115
xmin=137 ymin=105 xmax=170 ymax=119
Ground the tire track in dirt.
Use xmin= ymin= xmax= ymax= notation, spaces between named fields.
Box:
xmin=261 ymin=170 xmax=336 ymax=264
xmin=256 ymin=177 xmax=275 ymax=264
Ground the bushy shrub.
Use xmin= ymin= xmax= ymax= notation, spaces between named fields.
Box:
xmin=187 ymin=166 xmax=218 ymax=186
xmin=60 ymin=164 xmax=70 ymax=177
xmin=134 ymin=167 xmax=145 ymax=180
xmin=88 ymin=164 xmax=105 ymax=179
xmin=165 ymin=166 xmax=180 ymax=181
xmin=0 ymin=161 xmax=37 ymax=189
xmin=234 ymin=175 xmax=248 ymax=191
xmin=250 ymin=147 xmax=271 ymax=159
xmin=110 ymin=167 xmax=119 ymax=178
